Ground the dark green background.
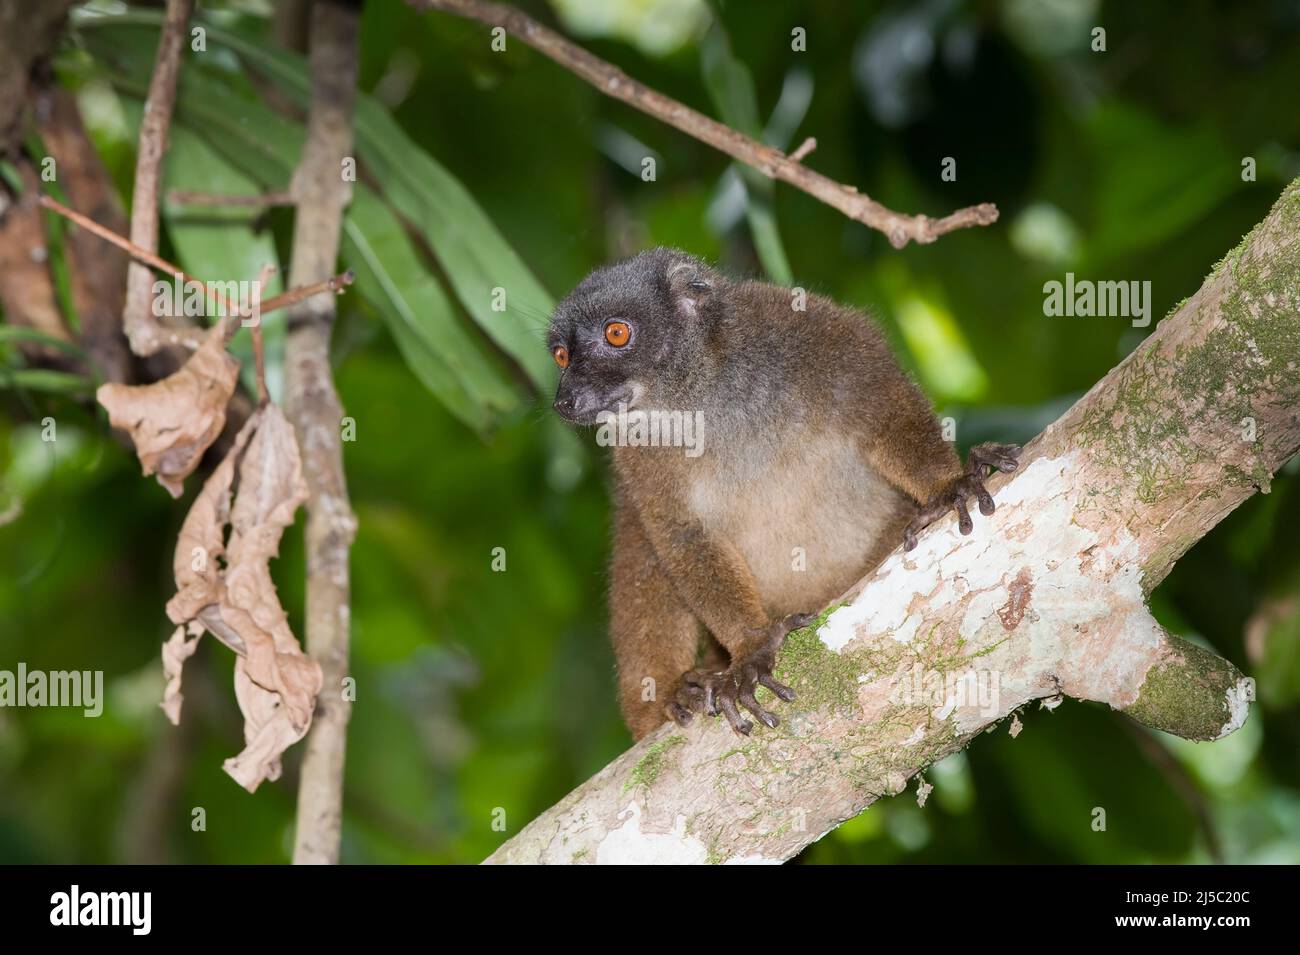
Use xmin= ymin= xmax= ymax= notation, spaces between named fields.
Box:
xmin=1 ymin=0 xmax=1298 ymax=863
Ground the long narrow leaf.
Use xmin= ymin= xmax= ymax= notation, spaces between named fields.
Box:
xmin=76 ymin=21 xmax=524 ymax=432
xmin=0 ymin=368 xmax=92 ymax=395
xmin=77 ymin=11 xmax=557 ymax=393
xmin=0 ymin=326 xmax=87 ymax=357
xmin=700 ymin=17 xmax=793 ymax=284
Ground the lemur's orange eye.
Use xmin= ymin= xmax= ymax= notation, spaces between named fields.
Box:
xmin=553 ymin=345 xmax=569 ymax=369
xmin=604 ymin=321 xmax=631 ymax=347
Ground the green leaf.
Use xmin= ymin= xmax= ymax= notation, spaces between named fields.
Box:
xmin=1087 ymin=102 xmax=1240 ymax=263
xmin=700 ymin=17 xmax=793 ymax=284
xmin=77 ymin=11 xmax=557 ymax=393
xmin=158 ymin=121 xmax=286 ymax=402
xmin=700 ymin=19 xmax=763 ymax=136
xmin=0 ymin=158 xmax=21 ymax=193
xmin=0 ymin=326 xmax=86 ymax=357
xmin=344 ymin=190 xmax=524 ymax=431
xmin=0 ymin=368 xmax=92 ymax=395
xmin=77 ymin=23 xmax=524 ymax=432
xmin=349 ymin=102 xmax=557 ymax=391
xmin=77 ymin=14 xmax=545 ymax=430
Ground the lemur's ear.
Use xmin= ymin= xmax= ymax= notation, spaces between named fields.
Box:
xmin=665 ymin=257 xmax=721 ymax=316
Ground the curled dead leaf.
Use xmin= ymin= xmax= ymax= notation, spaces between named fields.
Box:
xmin=97 ymin=330 xmax=239 ymax=498
xmin=164 ymin=408 xmax=258 ymax=626
xmin=224 ymin=654 xmax=322 ymax=791
xmin=160 ymin=620 xmax=204 ymax=725
xmin=161 ymin=402 xmax=321 ymax=793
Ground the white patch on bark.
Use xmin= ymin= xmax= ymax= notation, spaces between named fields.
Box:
xmin=818 ymin=456 xmax=1081 ymax=653
xmin=1217 ymin=677 xmax=1254 ymax=739
xmin=813 ymin=454 xmax=1167 ymax=733
xmin=594 ymin=802 xmax=709 ymax=864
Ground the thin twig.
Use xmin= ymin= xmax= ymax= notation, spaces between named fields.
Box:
xmin=38 ymin=194 xmax=354 ymax=342
xmin=257 ymin=273 xmax=355 ymax=321
xmin=788 ymin=136 xmax=816 ymax=163
xmin=408 ymin=0 xmax=998 ymax=249
xmin=122 ymin=0 xmax=195 ymax=355
xmin=40 ymin=194 xmax=210 ymax=303
xmin=249 ymin=264 xmax=274 ymax=404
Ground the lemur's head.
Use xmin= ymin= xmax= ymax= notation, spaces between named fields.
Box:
xmin=547 ymin=247 xmax=725 ymax=425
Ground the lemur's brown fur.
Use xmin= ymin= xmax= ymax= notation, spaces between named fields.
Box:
xmin=549 ymin=248 xmax=1018 ymax=739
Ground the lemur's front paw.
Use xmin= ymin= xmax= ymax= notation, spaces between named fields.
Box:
xmin=667 ymin=612 xmax=813 ymax=735
xmin=903 ymin=442 xmax=1021 ymax=551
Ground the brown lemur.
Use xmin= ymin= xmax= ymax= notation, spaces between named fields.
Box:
xmin=548 ymin=247 xmax=1019 ymax=741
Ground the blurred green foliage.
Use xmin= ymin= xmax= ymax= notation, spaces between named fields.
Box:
xmin=1 ymin=0 xmax=1298 ymax=863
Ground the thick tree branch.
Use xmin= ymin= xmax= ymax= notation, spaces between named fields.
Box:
xmin=487 ymin=179 xmax=1300 ymax=865
xmin=407 ymin=0 xmax=997 ymax=249
xmin=287 ymin=0 xmax=360 ymax=867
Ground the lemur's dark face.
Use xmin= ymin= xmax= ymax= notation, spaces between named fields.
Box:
xmin=548 ymin=247 xmax=720 ymax=426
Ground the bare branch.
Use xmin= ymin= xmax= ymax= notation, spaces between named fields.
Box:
xmin=38 ymin=194 xmax=354 ymax=343
xmin=787 ymin=136 xmax=817 ymax=163
xmin=407 ymin=0 xmax=997 ymax=249
xmin=255 ymin=272 xmax=355 ymax=324
xmin=121 ymin=0 xmax=195 ymax=357
xmin=485 ymin=179 xmax=1300 ymax=865
xmin=286 ymin=0 xmax=361 ymax=867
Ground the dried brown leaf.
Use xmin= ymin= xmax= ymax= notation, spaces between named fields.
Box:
xmin=219 ymin=405 xmax=318 ymax=790
xmin=224 ymin=654 xmax=321 ymax=792
xmin=164 ymin=408 xmax=259 ymax=626
xmin=162 ymin=402 xmax=320 ymax=792
xmin=97 ymin=331 xmax=239 ymax=498
xmin=160 ymin=620 xmax=204 ymax=725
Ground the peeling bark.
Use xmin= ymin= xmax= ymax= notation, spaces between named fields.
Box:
xmin=486 ymin=179 xmax=1300 ymax=865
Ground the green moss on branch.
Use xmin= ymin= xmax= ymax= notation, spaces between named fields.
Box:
xmin=1124 ymin=634 xmax=1247 ymax=741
